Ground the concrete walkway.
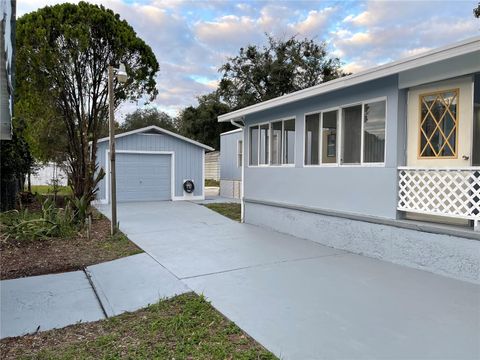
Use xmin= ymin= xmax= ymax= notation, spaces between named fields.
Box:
xmin=96 ymin=201 xmax=480 ymax=360
xmin=0 ymin=253 xmax=188 ymax=339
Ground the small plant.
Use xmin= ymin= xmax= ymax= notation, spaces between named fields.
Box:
xmin=48 ymin=178 xmax=61 ymax=201
xmin=70 ymin=194 xmax=90 ymax=224
xmin=1 ymin=198 xmax=76 ymax=242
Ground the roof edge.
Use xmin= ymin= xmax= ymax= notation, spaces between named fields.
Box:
xmin=220 ymin=128 xmax=243 ymax=136
xmin=96 ymin=125 xmax=214 ymax=151
xmin=218 ymin=35 xmax=480 ymax=122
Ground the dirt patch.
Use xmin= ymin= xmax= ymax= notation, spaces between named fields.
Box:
xmin=0 ymin=214 xmax=142 ymax=280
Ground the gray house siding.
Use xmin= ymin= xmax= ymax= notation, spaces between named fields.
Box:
xmin=96 ymin=132 xmax=204 ymax=201
xmin=243 ymin=75 xmax=404 ymax=219
xmin=220 ymin=130 xmax=242 ymax=181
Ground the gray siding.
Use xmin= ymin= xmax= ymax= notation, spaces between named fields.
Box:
xmin=96 ymin=132 xmax=204 ymax=200
xmin=220 ymin=130 xmax=242 ymax=181
xmin=243 ymin=75 xmax=404 ymax=219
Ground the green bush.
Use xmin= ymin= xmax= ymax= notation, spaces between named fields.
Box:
xmin=0 ymin=198 xmax=76 ymax=242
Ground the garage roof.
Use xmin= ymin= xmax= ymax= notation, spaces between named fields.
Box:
xmin=218 ymin=35 xmax=480 ymax=122
xmin=97 ymin=125 xmax=215 ymax=151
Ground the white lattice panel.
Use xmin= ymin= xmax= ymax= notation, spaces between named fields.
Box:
xmin=398 ymin=167 xmax=480 ymax=221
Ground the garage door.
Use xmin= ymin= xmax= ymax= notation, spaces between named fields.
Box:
xmin=116 ymin=153 xmax=172 ymax=202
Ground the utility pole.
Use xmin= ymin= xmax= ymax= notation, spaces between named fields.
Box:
xmin=108 ymin=65 xmax=117 ymax=235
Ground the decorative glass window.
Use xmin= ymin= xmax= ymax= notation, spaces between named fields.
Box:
xmin=237 ymin=140 xmax=243 ymax=167
xmin=419 ymin=89 xmax=458 ymax=158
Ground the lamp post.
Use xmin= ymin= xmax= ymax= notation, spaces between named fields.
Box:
xmin=108 ymin=64 xmax=127 ymax=235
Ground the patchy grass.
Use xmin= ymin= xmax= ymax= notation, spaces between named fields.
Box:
xmin=0 ymin=293 xmax=276 ymax=360
xmin=30 ymin=185 xmax=72 ymax=196
xmin=205 ymin=179 xmax=220 ymax=187
xmin=205 ymin=203 xmax=241 ymax=222
xmin=0 ymin=210 xmax=142 ymax=280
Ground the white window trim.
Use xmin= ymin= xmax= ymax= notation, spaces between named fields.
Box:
xmin=302 ymin=96 xmax=387 ymax=168
xmin=248 ymin=116 xmax=297 ymax=168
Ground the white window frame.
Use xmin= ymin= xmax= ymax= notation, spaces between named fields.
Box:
xmin=248 ymin=117 xmax=296 ymax=168
xmin=237 ymin=139 xmax=243 ymax=168
xmin=302 ymin=96 xmax=387 ymax=168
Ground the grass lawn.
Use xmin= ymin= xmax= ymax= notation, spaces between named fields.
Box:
xmin=0 ymin=293 xmax=276 ymax=360
xmin=0 ymin=207 xmax=142 ymax=280
xmin=205 ymin=179 xmax=220 ymax=187
xmin=205 ymin=203 xmax=241 ymax=222
xmin=30 ymin=185 xmax=72 ymax=196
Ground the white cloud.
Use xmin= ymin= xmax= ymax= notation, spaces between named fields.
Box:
xmin=16 ymin=0 xmax=480 ymax=117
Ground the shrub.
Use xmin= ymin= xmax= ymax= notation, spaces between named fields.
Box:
xmin=0 ymin=198 xmax=76 ymax=242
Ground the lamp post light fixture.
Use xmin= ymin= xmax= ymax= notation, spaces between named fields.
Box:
xmin=108 ymin=64 xmax=127 ymax=235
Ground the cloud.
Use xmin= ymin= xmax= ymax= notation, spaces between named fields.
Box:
xmin=16 ymin=0 xmax=480 ymax=117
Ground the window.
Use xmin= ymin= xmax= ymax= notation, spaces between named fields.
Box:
xmin=304 ymin=99 xmax=386 ymax=166
xmin=363 ymin=100 xmax=386 ymax=163
xmin=249 ymin=126 xmax=258 ymax=166
xmin=341 ymin=105 xmax=362 ymax=164
xmin=283 ymin=119 xmax=295 ymax=164
xmin=237 ymin=140 xmax=243 ymax=167
xmin=419 ymin=89 xmax=458 ymax=158
xmin=259 ymin=123 xmax=269 ymax=165
xmin=322 ymin=110 xmax=338 ymax=164
xmin=249 ymin=118 xmax=296 ymax=166
xmin=270 ymin=121 xmax=282 ymax=165
xmin=305 ymin=113 xmax=320 ymax=165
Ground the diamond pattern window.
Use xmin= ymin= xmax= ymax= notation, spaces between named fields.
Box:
xmin=419 ymin=89 xmax=458 ymax=158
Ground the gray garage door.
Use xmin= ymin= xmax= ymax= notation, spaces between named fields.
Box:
xmin=116 ymin=153 xmax=171 ymax=202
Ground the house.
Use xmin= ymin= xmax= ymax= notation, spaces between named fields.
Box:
xmin=219 ymin=128 xmax=243 ymax=199
xmin=218 ymin=36 xmax=480 ymax=283
xmin=95 ymin=125 xmax=213 ymax=203
xmin=205 ymin=150 xmax=220 ymax=181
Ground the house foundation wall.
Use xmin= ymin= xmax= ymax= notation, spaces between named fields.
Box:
xmin=244 ymin=201 xmax=480 ymax=284
xmin=220 ymin=180 xmax=241 ymax=199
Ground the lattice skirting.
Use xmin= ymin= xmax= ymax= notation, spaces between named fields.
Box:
xmin=398 ymin=168 xmax=480 ymax=226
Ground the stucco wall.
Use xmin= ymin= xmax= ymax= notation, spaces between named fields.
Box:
xmin=96 ymin=132 xmax=204 ymax=200
xmin=243 ymin=75 xmax=404 ymax=219
xmin=245 ymin=202 xmax=480 ymax=284
xmin=220 ymin=129 xmax=242 ymax=181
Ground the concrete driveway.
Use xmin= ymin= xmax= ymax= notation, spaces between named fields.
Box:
xmin=97 ymin=201 xmax=480 ymax=360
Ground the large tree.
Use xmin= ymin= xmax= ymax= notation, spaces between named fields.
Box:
xmin=176 ymin=92 xmax=233 ymax=149
xmin=120 ymin=108 xmax=176 ymax=134
xmin=218 ymin=34 xmax=346 ymax=109
xmin=16 ymin=2 xmax=159 ymax=203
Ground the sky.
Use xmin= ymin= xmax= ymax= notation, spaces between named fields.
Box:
xmin=17 ymin=0 xmax=480 ymax=120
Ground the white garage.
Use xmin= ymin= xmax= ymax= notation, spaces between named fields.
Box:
xmin=95 ymin=126 xmax=213 ymax=203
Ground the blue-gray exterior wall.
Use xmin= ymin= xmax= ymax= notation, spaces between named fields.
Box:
xmin=220 ymin=130 xmax=242 ymax=181
xmin=243 ymin=75 xmax=405 ymax=219
xmin=96 ymin=133 xmax=204 ymax=200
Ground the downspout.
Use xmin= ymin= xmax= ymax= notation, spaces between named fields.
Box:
xmin=230 ymin=118 xmax=245 ymax=223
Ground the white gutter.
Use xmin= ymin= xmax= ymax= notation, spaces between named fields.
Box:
xmin=228 ymin=119 xmax=245 ymax=222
